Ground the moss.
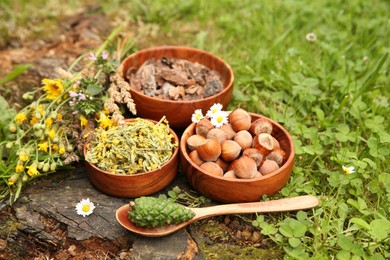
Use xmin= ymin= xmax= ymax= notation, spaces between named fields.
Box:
xmin=199 ymin=242 xmax=283 ymax=259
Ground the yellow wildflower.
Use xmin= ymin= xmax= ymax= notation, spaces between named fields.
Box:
xmin=97 ymin=113 xmax=113 ymax=129
xmin=52 ymin=143 xmax=59 ymax=151
xmin=80 ymin=116 xmax=88 ymax=128
xmin=8 ymin=174 xmax=19 ymax=185
xmin=48 ymin=129 xmax=56 ymax=139
xmin=19 ymin=152 xmax=29 ymax=162
xmin=59 ymin=146 xmax=66 ymax=155
xmin=26 ymin=164 xmax=39 ymax=176
xmin=42 ymin=78 xmax=64 ymax=100
xmin=15 ymin=164 xmax=24 ymax=173
xmin=45 ymin=117 xmax=53 ymax=129
xmin=15 ymin=113 xmax=27 ymax=125
xmin=57 ymin=113 xmax=63 ymax=120
xmin=38 ymin=142 xmax=49 ymax=152
xmin=30 ymin=117 xmax=39 ymax=125
xmin=38 ymin=105 xmax=45 ymax=115
xmin=102 ymin=107 xmax=110 ymax=115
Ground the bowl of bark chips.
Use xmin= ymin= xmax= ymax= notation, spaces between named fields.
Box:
xmin=121 ymin=46 xmax=234 ymax=129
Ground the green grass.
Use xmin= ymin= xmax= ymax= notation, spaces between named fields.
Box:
xmin=1 ymin=0 xmax=389 ymax=259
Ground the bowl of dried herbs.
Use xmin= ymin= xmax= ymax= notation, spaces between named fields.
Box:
xmin=120 ymin=46 xmax=234 ymax=129
xmin=84 ymin=117 xmax=179 ymax=197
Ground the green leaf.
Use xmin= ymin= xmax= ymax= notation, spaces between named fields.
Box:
xmin=167 ymin=190 xmax=177 ymax=199
xmin=378 ymin=131 xmax=390 ymax=143
xmin=288 ymin=237 xmax=301 ymax=248
xmin=350 ymin=218 xmax=371 ymax=231
xmin=259 ymin=222 xmax=278 ymax=235
xmin=279 ymin=222 xmax=294 ymax=237
xmin=365 ymin=116 xmax=384 ymax=131
xmin=362 ymin=158 xmax=377 ymax=170
xmin=351 ymin=243 xmax=364 ymax=257
xmin=290 ymin=219 xmax=307 ymax=237
xmin=338 ymin=234 xmax=353 ymax=250
xmin=86 ymin=84 xmax=104 ymax=96
xmin=232 ymin=88 xmax=250 ymax=102
xmin=336 ymin=250 xmax=351 ymax=260
xmin=337 ymin=203 xmax=349 ymax=220
xmin=296 ymin=211 xmax=307 ymax=221
xmin=0 ymin=64 xmax=32 ymax=84
xmin=314 ymin=107 xmax=325 ymax=122
xmin=290 ymin=72 xmax=305 ymax=85
xmin=357 ymin=197 xmax=367 ymax=210
xmin=302 ymin=77 xmax=319 ymax=87
xmin=368 ymin=219 xmax=390 ymax=241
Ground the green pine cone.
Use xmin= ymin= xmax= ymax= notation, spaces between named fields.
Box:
xmin=128 ymin=196 xmax=196 ymax=228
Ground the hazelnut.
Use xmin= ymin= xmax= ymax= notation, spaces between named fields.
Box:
xmin=266 ymin=148 xmax=286 ymax=166
xmin=186 ymin=134 xmax=206 ymax=151
xmin=243 ymin=148 xmax=263 ymax=167
xmin=197 ymin=138 xmax=221 ymax=162
xmin=223 ymin=170 xmax=237 ymax=179
xmin=230 ymin=155 xmax=257 ymax=179
xmin=215 ymin=158 xmax=230 ymax=172
xmin=220 ymin=123 xmax=237 ymax=140
xmin=259 ymin=159 xmax=279 ymax=175
xmin=234 ymin=130 xmax=253 ymax=150
xmin=195 ymin=118 xmax=214 ymax=137
xmin=272 ymin=136 xmax=280 ymax=149
xmin=221 ymin=140 xmax=242 ymax=161
xmin=249 ymin=118 xmax=273 ymax=135
xmin=253 ymin=171 xmax=263 ymax=178
xmin=228 ymin=108 xmax=252 ymax=132
xmin=207 ymin=128 xmax=229 ymax=143
xmin=253 ymin=133 xmax=274 ymax=156
xmin=200 ymin=161 xmax=223 ymax=177
xmin=189 ymin=150 xmax=205 ymax=166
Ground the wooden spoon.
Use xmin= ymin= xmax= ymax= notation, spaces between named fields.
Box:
xmin=116 ymin=195 xmax=319 ymax=237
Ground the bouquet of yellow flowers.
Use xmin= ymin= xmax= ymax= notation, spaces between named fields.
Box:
xmin=0 ymin=28 xmax=136 ymax=204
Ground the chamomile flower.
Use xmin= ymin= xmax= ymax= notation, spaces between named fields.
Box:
xmin=76 ymin=198 xmax=95 ymax=217
xmin=342 ymin=165 xmax=355 ymax=175
xmin=206 ymin=103 xmax=223 ymax=118
xmin=191 ymin=109 xmax=204 ymax=123
xmin=210 ymin=110 xmax=229 ymax=128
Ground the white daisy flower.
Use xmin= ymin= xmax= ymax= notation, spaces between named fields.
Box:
xmin=206 ymin=103 xmax=223 ymax=118
xmin=342 ymin=165 xmax=355 ymax=175
xmin=210 ymin=110 xmax=229 ymax=128
xmin=306 ymin=32 xmax=317 ymax=42
xmin=76 ymin=198 xmax=95 ymax=217
xmin=191 ymin=109 xmax=204 ymax=123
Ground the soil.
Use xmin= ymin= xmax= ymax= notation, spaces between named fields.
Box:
xmin=0 ymin=9 xmax=282 ymax=260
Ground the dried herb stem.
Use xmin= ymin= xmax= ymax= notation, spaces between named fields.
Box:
xmin=85 ymin=117 xmax=177 ymax=174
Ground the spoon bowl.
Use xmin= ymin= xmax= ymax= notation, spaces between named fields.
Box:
xmin=116 ymin=195 xmax=319 ymax=237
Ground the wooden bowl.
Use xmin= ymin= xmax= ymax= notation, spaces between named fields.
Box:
xmin=84 ymin=119 xmax=179 ymax=198
xmin=120 ymin=46 xmax=234 ymax=129
xmin=179 ymin=113 xmax=295 ymax=203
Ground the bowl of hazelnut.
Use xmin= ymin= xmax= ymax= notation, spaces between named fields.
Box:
xmin=179 ymin=105 xmax=295 ymax=203
xmin=120 ymin=46 xmax=234 ymax=129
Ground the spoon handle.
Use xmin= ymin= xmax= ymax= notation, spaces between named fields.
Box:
xmin=193 ymin=195 xmax=319 ymax=220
